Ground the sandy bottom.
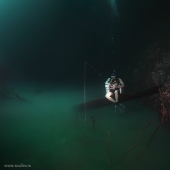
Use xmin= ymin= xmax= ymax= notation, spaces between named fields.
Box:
xmin=1 ymin=82 xmax=170 ymax=170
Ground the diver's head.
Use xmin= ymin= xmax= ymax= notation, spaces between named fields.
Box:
xmin=111 ymin=72 xmax=116 ymax=79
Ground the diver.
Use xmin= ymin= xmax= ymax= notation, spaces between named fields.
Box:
xmin=105 ymin=72 xmax=124 ymax=104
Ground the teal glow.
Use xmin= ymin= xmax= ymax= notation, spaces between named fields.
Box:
xmin=110 ymin=0 xmax=120 ymax=18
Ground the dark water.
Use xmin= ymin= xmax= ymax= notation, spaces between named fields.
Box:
xmin=1 ymin=82 xmax=170 ymax=170
xmin=1 ymin=0 xmax=169 ymax=83
xmin=1 ymin=0 xmax=170 ymax=169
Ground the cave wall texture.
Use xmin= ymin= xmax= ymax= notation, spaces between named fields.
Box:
xmin=133 ymin=0 xmax=170 ymax=126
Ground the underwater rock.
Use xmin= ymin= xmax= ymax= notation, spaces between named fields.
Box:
xmin=133 ymin=35 xmax=170 ymax=126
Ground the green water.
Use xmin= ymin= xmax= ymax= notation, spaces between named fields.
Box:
xmin=1 ymin=83 xmax=170 ymax=170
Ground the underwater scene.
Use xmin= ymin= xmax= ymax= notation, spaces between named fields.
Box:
xmin=1 ymin=0 xmax=170 ymax=169
xmin=1 ymin=82 xmax=170 ymax=170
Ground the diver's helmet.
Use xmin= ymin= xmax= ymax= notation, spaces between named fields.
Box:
xmin=111 ymin=72 xmax=116 ymax=78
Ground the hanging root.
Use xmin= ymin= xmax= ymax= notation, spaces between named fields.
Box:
xmin=106 ymin=131 xmax=111 ymax=165
xmin=106 ymin=119 xmax=152 ymax=166
xmin=91 ymin=116 xmax=95 ymax=129
xmin=147 ymin=122 xmax=161 ymax=148
xmin=83 ymin=61 xmax=102 ymax=123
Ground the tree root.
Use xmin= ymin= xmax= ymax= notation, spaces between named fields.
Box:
xmin=1 ymin=85 xmax=27 ymax=101
xmin=106 ymin=119 xmax=152 ymax=166
xmin=91 ymin=116 xmax=95 ymax=129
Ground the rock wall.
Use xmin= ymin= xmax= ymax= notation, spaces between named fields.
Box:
xmin=133 ymin=33 xmax=170 ymax=126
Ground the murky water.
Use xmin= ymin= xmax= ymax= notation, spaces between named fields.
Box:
xmin=1 ymin=83 xmax=170 ymax=170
